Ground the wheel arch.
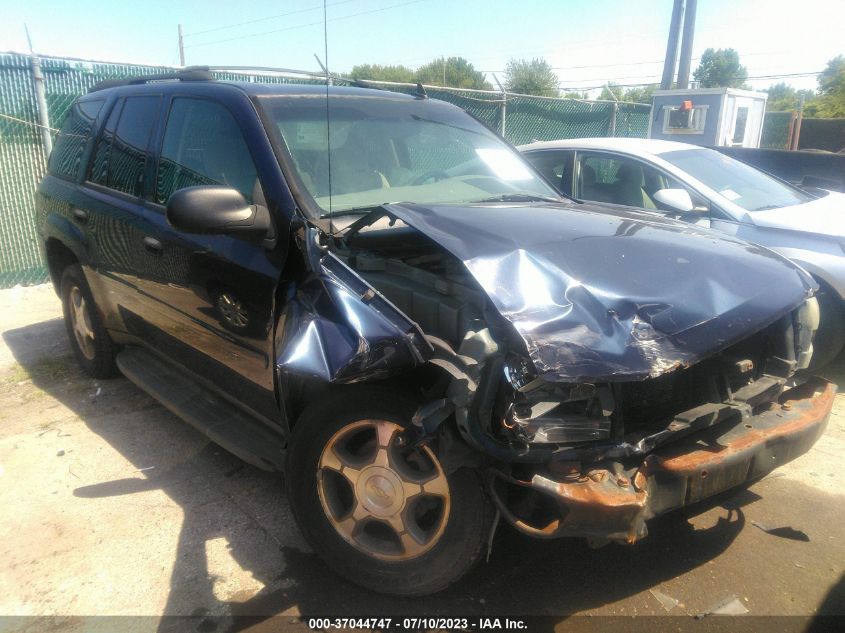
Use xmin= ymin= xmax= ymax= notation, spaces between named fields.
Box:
xmin=44 ymin=238 xmax=79 ymax=293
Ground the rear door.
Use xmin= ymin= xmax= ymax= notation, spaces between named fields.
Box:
xmin=523 ymin=149 xmax=575 ymax=196
xmin=134 ymin=92 xmax=286 ymax=424
xmin=77 ymin=94 xmax=162 ymax=332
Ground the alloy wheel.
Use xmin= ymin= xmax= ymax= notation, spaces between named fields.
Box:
xmin=317 ymin=419 xmax=450 ymax=560
xmin=68 ymin=285 xmax=96 ymax=360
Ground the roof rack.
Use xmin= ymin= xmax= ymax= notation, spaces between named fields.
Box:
xmin=196 ymin=65 xmax=384 ymax=91
xmin=87 ymin=67 xmax=215 ymax=93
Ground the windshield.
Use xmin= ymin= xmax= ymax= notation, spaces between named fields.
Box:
xmin=259 ymin=93 xmax=559 ymax=215
xmin=658 ymin=147 xmax=812 ymax=211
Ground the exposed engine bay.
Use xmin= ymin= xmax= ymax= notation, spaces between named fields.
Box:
xmin=276 ymin=204 xmax=827 ymax=544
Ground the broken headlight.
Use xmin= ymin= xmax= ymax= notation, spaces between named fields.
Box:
xmin=795 ymin=296 xmax=820 ymax=370
xmin=503 ymin=356 xmax=613 ymax=444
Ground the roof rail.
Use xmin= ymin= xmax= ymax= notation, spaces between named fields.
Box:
xmin=87 ymin=67 xmax=215 ymax=93
xmin=196 ymin=65 xmax=384 ymax=90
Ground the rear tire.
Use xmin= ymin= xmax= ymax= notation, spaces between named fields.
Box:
xmin=61 ymin=264 xmax=117 ymax=378
xmin=808 ymin=280 xmax=845 ymax=370
xmin=286 ymin=386 xmax=493 ymax=596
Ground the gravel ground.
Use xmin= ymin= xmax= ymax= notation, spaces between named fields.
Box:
xmin=0 ymin=283 xmax=843 ymax=632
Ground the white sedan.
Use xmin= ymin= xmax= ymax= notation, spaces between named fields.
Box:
xmin=519 ymin=137 xmax=845 ymax=366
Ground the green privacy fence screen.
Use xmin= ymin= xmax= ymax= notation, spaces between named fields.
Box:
xmin=0 ymin=52 xmax=651 ymax=288
xmin=761 ymin=111 xmax=792 ymax=150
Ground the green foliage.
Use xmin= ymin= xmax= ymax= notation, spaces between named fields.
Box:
xmin=598 ymin=83 xmax=624 ymax=101
xmin=765 ymin=82 xmax=815 ymax=112
xmin=623 ymin=84 xmax=657 ymax=104
xmin=503 ymin=58 xmax=559 ymax=97
xmin=414 ymin=57 xmax=491 ymax=89
xmin=349 ymin=64 xmax=415 ymax=83
xmin=809 ymin=55 xmax=845 ymax=118
xmin=562 ymin=90 xmax=588 ymax=100
xmin=595 ymin=83 xmax=655 ymax=103
xmin=693 ymin=48 xmax=749 ymax=88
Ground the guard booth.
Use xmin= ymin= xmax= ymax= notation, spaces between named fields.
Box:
xmin=648 ymin=87 xmax=768 ymax=148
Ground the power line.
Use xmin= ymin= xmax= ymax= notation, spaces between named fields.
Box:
xmin=185 ymin=0 xmax=428 ymax=49
xmin=185 ymin=0 xmax=359 ymax=37
xmin=559 ymin=71 xmax=822 ymax=92
xmin=479 ymin=51 xmax=790 ymax=75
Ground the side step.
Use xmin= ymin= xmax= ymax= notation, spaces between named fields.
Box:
xmin=116 ymin=348 xmax=286 ymax=471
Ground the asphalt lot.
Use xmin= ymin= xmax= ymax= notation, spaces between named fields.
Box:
xmin=0 ymin=283 xmax=843 ymax=632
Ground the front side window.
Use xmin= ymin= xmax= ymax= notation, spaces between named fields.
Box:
xmin=155 ymin=98 xmax=258 ymax=205
xmin=658 ymin=148 xmax=812 ymax=211
xmin=88 ymin=96 xmax=159 ymax=197
xmin=260 ymin=95 xmax=558 ymax=216
xmin=576 ymin=152 xmax=695 ymax=211
xmin=48 ymin=99 xmax=104 ymax=179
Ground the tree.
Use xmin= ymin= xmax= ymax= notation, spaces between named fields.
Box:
xmin=623 ymin=84 xmax=658 ymax=104
xmin=503 ymin=58 xmax=559 ymax=97
xmin=562 ymin=90 xmax=588 ymax=100
xmin=765 ymin=82 xmax=798 ymax=111
xmin=693 ymin=48 xmax=748 ymax=88
xmin=598 ymin=83 xmax=624 ymax=101
xmin=809 ymin=55 xmax=845 ymax=118
xmin=765 ymin=82 xmax=816 ymax=112
xmin=414 ymin=57 xmax=491 ymax=89
xmin=349 ymin=64 xmax=415 ymax=83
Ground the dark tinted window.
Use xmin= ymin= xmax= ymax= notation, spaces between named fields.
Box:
xmin=48 ymin=99 xmax=104 ymax=179
xmin=89 ymin=101 xmax=122 ymax=187
xmin=108 ymin=97 xmax=159 ymax=196
xmin=156 ymin=98 xmax=257 ymax=205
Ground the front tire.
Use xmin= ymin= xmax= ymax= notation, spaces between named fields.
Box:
xmin=286 ymin=387 xmax=493 ymax=596
xmin=61 ymin=264 xmax=117 ymax=378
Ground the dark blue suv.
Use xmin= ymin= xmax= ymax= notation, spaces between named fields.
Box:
xmin=37 ymin=69 xmax=833 ymax=595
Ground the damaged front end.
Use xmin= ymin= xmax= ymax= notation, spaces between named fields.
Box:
xmin=275 ymin=203 xmax=833 ymax=545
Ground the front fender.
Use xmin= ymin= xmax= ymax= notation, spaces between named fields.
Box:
xmin=275 ymin=248 xmax=432 ymax=385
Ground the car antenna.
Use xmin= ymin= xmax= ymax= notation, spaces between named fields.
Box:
xmin=415 ymin=82 xmax=428 ymax=99
xmin=320 ymin=1 xmax=333 ymax=231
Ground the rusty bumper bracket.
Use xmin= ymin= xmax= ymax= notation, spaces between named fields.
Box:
xmin=489 ymin=378 xmax=835 ymax=544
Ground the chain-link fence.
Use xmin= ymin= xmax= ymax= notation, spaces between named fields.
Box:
xmin=0 ymin=53 xmax=651 ymax=288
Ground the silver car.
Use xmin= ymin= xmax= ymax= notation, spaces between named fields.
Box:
xmin=520 ymin=137 xmax=845 ymax=366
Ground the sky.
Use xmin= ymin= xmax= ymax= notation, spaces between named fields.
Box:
xmin=1 ymin=0 xmax=842 ymax=95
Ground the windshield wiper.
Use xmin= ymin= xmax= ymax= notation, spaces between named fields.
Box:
xmin=753 ymin=204 xmax=782 ymax=211
xmin=473 ymin=193 xmax=562 ymax=204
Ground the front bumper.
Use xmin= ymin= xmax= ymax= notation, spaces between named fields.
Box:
xmin=489 ymin=378 xmax=835 ymax=544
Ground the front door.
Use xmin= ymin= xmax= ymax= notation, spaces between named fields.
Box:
xmin=572 ymin=150 xmax=712 ymax=228
xmin=133 ymin=94 xmax=286 ymax=424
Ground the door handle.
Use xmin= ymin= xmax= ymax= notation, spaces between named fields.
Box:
xmin=72 ymin=208 xmax=88 ymax=223
xmin=143 ymin=236 xmax=163 ymax=252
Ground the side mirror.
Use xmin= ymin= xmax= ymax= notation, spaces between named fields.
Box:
xmin=166 ymin=186 xmax=271 ymax=239
xmin=653 ymin=188 xmax=695 ymax=213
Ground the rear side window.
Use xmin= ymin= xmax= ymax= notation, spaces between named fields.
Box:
xmin=88 ymin=96 xmax=159 ymax=197
xmin=48 ymin=99 xmax=104 ymax=179
xmin=155 ymin=98 xmax=257 ymax=205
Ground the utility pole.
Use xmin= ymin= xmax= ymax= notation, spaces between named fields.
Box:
xmin=178 ymin=24 xmax=185 ymax=66
xmin=676 ymin=0 xmax=697 ymax=89
xmin=660 ymin=0 xmax=684 ymax=89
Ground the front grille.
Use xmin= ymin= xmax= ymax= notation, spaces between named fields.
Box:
xmin=618 ymin=325 xmax=776 ymax=435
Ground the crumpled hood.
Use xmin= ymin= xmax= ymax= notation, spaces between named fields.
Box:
xmin=747 ymin=190 xmax=845 ymax=237
xmin=383 ymin=200 xmax=816 ymax=382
